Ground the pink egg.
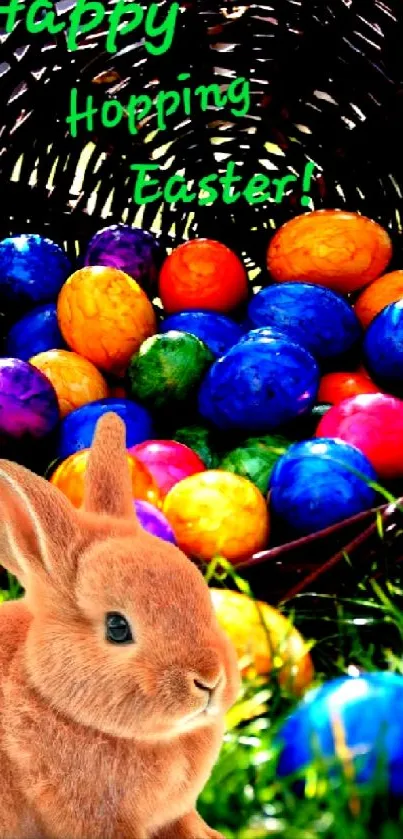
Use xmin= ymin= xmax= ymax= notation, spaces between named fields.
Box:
xmin=128 ymin=440 xmax=206 ymax=497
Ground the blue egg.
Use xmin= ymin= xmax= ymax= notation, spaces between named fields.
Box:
xmin=56 ymin=398 xmax=154 ymax=460
xmin=160 ymin=310 xmax=244 ymax=358
xmin=5 ymin=304 xmax=66 ymax=361
xmin=269 ymin=437 xmax=377 ymax=536
xmin=198 ymin=336 xmax=319 ymax=432
xmin=277 ymin=672 xmax=403 ymax=797
xmin=363 ymin=300 xmax=403 ymax=395
xmin=247 ymin=282 xmax=361 ymax=363
xmin=0 ymin=234 xmax=71 ymax=306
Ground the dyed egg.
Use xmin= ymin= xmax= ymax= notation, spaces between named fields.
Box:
xmin=316 ymin=393 xmax=403 ymax=480
xmin=29 ymin=349 xmax=108 ymax=418
xmin=219 ymin=434 xmax=292 ymax=494
xmin=84 ymin=224 xmax=165 ymax=297
xmin=158 ymin=239 xmax=249 ymax=314
xmin=56 ymin=397 xmax=154 ymax=460
xmin=363 ymin=300 xmax=403 ymax=396
xmin=269 ymin=438 xmax=377 ymax=537
xmin=128 ymin=332 xmax=213 ymax=412
xmin=267 ymin=210 xmax=392 ymax=294
xmin=277 ymin=672 xmax=403 ymax=797
xmin=163 ymin=470 xmax=269 ymax=562
xmin=0 ymin=234 xmax=71 ymax=308
xmin=57 ymin=266 xmax=157 ymax=376
xmin=129 ymin=440 xmax=206 ymax=497
xmin=50 ymin=449 xmax=161 ymax=508
xmin=210 ymin=588 xmax=313 ymax=694
xmin=160 ymin=310 xmax=244 ymax=358
xmin=318 ymin=371 xmax=380 ymax=405
xmin=198 ymin=337 xmax=319 ymax=432
xmin=0 ymin=358 xmax=59 ymax=447
xmin=135 ymin=500 xmax=176 ymax=543
xmin=355 ymin=270 xmax=403 ymax=329
xmin=5 ymin=303 xmax=66 ymax=361
xmin=173 ymin=424 xmax=220 ymax=469
xmin=247 ymin=283 xmax=361 ymax=364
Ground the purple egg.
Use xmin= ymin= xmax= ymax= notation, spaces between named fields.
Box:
xmin=84 ymin=225 xmax=165 ymax=297
xmin=134 ymin=499 xmax=176 ymax=544
xmin=0 ymin=358 xmax=59 ymax=447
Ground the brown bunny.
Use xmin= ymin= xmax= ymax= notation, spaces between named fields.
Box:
xmin=0 ymin=412 xmax=240 ymax=839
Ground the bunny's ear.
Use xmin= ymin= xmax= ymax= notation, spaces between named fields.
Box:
xmin=0 ymin=460 xmax=80 ymax=590
xmin=82 ymin=412 xmax=138 ymax=521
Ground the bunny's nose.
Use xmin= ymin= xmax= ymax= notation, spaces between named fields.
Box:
xmin=191 ymin=670 xmax=223 ymax=698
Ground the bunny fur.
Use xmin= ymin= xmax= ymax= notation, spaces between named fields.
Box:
xmin=0 ymin=413 xmax=240 ymax=839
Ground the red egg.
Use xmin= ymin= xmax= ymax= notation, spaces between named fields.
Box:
xmin=128 ymin=440 xmax=206 ymax=497
xmin=158 ymin=239 xmax=248 ymax=314
xmin=315 ymin=393 xmax=403 ymax=480
xmin=318 ymin=371 xmax=380 ymax=405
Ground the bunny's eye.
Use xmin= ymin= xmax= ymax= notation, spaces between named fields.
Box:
xmin=105 ymin=612 xmax=134 ymax=644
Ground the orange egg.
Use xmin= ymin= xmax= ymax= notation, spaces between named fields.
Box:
xmin=267 ymin=210 xmax=392 ymax=295
xmin=50 ymin=449 xmax=162 ymax=509
xmin=210 ymin=588 xmax=314 ymax=695
xmin=318 ymin=371 xmax=380 ymax=405
xmin=354 ymin=270 xmax=403 ymax=329
xmin=163 ymin=470 xmax=269 ymax=562
xmin=158 ymin=239 xmax=249 ymax=314
xmin=29 ymin=349 xmax=108 ymax=418
xmin=57 ymin=266 xmax=157 ymax=377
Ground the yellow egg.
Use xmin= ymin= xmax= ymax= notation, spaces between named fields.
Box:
xmin=163 ymin=470 xmax=269 ymax=562
xmin=29 ymin=349 xmax=108 ymax=418
xmin=211 ymin=588 xmax=314 ymax=695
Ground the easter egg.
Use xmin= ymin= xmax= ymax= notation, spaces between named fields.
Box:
xmin=219 ymin=434 xmax=292 ymax=494
xmin=210 ymin=588 xmax=313 ymax=694
xmin=135 ymin=500 xmax=176 ymax=543
xmin=198 ymin=337 xmax=319 ymax=432
xmin=247 ymin=282 xmax=361 ymax=364
xmin=158 ymin=239 xmax=248 ymax=314
xmin=173 ymin=424 xmax=220 ymax=469
xmin=56 ymin=397 xmax=154 ymax=460
xmin=0 ymin=358 xmax=59 ymax=447
xmin=29 ymin=349 xmax=109 ymax=418
xmin=127 ymin=331 xmax=213 ymax=412
xmin=0 ymin=234 xmax=71 ymax=309
xmin=5 ymin=303 xmax=66 ymax=361
xmin=363 ymin=300 xmax=403 ymax=396
xmin=316 ymin=393 xmax=403 ymax=480
xmin=160 ymin=310 xmax=244 ymax=358
xmin=129 ymin=440 xmax=206 ymax=497
xmin=57 ymin=266 xmax=157 ymax=376
xmin=163 ymin=470 xmax=269 ymax=562
xmin=50 ymin=449 xmax=161 ymax=509
xmin=269 ymin=438 xmax=377 ymax=537
xmin=84 ymin=224 xmax=165 ymax=297
xmin=318 ymin=371 xmax=380 ymax=405
xmin=267 ymin=210 xmax=392 ymax=294
xmin=277 ymin=672 xmax=403 ymax=797
xmin=355 ymin=270 xmax=403 ymax=329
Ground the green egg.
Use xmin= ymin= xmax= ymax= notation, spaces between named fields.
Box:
xmin=127 ymin=330 xmax=214 ymax=412
xmin=219 ymin=433 xmax=292 ymax=494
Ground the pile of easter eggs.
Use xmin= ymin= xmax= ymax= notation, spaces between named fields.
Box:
xmin=1 ymin=211 xmax=403 ymax=554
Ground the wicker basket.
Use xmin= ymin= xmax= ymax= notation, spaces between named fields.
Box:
xmin=1 ymin=0 xmax=403 ymax=602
